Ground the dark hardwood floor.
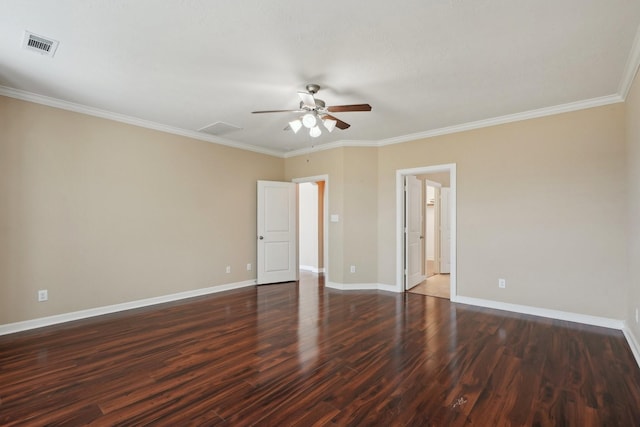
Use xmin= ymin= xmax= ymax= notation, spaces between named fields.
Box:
xmin=1 ymin=273 xmax=639 ymax=426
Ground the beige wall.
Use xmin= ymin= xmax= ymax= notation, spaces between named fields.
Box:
xmin=342 ymin=147 xmax=378 ymax=284
xmin=1 ymin=88 xmax=633 ymax=326
xmin=377 ymin=105 xmax=627 ymax=318
xmin=285 ymin=148 xmax=344 ymax=283
xmin=285 ymin=147 xmax=378 ymax=285
xmin=626 ymin=69 xmax=640 ymax=340
xmin=0 ymin=96 xmax=284 ymax=324
xmin=287 ymin=104 xmax=627 ymax=318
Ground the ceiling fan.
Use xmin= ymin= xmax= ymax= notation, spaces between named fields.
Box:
xmin=251 ymin=84 xmax=372 ymax=137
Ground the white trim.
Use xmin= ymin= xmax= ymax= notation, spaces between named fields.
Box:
xmin=455 ymin=296 xmax=624 ymax=330
xmin=283 ymin=140 xmax=378 ymax=158
xmin=1 ymin=85 xmax=626 ymax=159
xmin=622 ymin=325 xmax=640 ymax=369
xmin=396 ymin=164 xmax=457 ymax=300
xmin=283 ymin=94 xmax=622 ymax=158
xmin=292 ymin=175 xmax=330 ymax=283
xmin=619 ymin=23 xmax=640 ymax=99
xmin=378 ymin=95 xmax=622 ymax=147
xmin=0 ymin=86 xmax=281 ymax=158
xmin=325 ymin=282 xmax=399 ymax=293
xmin=0 ymin=279 xmax=256 ymax=336
xmin=299 ymin=265 xmax=325 ymax=273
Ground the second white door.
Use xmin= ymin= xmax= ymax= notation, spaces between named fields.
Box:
xmin=257 ymin=181 xmax=297 ymax=285
xmin=405 ymin=176 xmax=424 ymax=289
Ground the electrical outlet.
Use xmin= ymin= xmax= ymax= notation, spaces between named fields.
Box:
xmin=247 ymin=263 xmax=252 ymax=271
xmin=226 ymin=266 xmax=231 ymax=274
xmin=37 ymin=289 xmax=48 ymax=302
xmin=498 ymin=279 xmax=506 ymax=289
xmin=350 ymin=265 xmax=356 ymax=273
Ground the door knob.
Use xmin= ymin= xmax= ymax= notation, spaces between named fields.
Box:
xmin=259 ymin=236 xmax=264 ymax=240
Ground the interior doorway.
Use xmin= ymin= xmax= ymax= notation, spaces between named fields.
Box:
xmin=396 ymin=165 xmax=457 ymax=300
xmin=298 ymin=182 xmax=325 ymax=274
xmin=293 ymin=175 xmax=329 ymax=283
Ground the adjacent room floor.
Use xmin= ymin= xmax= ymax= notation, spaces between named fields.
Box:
xmin=409 ymin=273 xmax=450 ymax=299
xmin=1 ymin=272 xmax=639 ymax=425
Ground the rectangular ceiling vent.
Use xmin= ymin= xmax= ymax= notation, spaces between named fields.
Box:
xmin=22 ymin=31 xmax=59 ymax=57
xmin=198 ymin=121 xmax=242 ymax=136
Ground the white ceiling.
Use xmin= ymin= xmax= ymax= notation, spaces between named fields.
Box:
xmin=2 ymin=1 xmax=640 ymax=156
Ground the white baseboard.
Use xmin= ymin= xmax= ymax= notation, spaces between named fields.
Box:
xmin=0 ymin=279 xmax=256 ymax=336
xmin=622 ymin=324 xmax=640 ymax=369
xmin=454 ymin=296 xmax=624 ymax=330
xmin=299 ymin=265 xmax=325 ymax=273
xmin=325 ymin=282 xmax=400 ymax=293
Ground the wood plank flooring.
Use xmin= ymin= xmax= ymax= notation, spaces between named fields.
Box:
xmin=1 ymin=273 xmax=639 ymax=426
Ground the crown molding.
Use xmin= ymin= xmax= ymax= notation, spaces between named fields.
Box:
xmin=0 ymin=85 xmax=283 ymax=158
xmin=619 ymin=23 xmax=640 ymax=100
xmin=283 ymin=139 xmax=378 ymax=158
xmin=0 ymin=85 xmax=628 ymax=159
xmin=377 ymin=94 xmax=623 ymax=147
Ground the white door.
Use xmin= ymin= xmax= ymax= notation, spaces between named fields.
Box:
xmin=257 ymin=181 xmax=297 ymax=284
xmin=440 ymin=187 xmax=451 ymax=274
xmin=405 ymin=176 xmax=424 ymax=289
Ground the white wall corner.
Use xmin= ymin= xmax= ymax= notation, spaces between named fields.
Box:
xmin=454 ymin=296 xmax=625 ymax=330
xmin=0 ymin=279 xmax=257 ymax=336
xmin=622 ymin=324 xmax=640 ymax=369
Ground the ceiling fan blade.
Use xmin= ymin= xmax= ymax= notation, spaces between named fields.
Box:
xmin=251 ymin=109 xmax=303 ymax=114
xmin=327 ymin=104 xmax=372 ymax=113
xmin=298 ymin=91 xmax=316 ymax=108
xmin=323 ymin=114 xmax=350 ymax=130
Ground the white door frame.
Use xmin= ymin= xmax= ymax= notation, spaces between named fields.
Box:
xmin=292 ymin=175 xmax=329 ymax=282
xmin=396 ymin=164 xmax=457 ymax=300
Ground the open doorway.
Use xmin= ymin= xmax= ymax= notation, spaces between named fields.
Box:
xmin=411 ymin=174 xmax=451 ymax=298
xmin=293 ymin=175 xmax=329 ymax=284
xmin=298 ymin=182 xmax=324 ymax=274
xmin=396 ymin=165 xmax=456 ymax=300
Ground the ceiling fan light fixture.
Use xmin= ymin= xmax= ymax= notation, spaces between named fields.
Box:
xmin=309 ymin=126 xmax=322 ymax=138
xmin=289 ymin=119 xmax=302 ymax=133
xmin=323 ymin=118 xmax=337 ymax=132
xmin=302 ymin=113 xmax=317 ymax=129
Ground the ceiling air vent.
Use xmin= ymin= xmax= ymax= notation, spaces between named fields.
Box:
xmin=22 ymin=31 xmax=59 ymax=57
xmin=198 ymin=121 xmax=242 ymax=136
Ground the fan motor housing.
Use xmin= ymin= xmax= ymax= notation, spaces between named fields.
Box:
xmin=300 ymin=99 xmax=325 ymax=110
